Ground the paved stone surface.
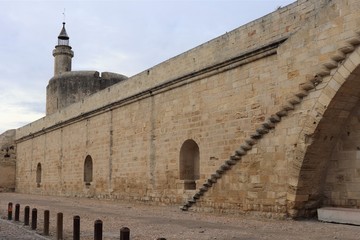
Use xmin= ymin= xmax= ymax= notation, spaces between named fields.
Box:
xmin=0 ymin=218 xmax=49 ymax=240
xmin=0 ymin=193 xmax=360 ymax=240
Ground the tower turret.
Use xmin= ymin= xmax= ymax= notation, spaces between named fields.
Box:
xmin=53 ymin=22 xmax=74 ymax=75
xmin=46 ymin=22 xmax=127 ymax=115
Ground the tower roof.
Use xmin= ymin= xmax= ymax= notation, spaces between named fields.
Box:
xmin=58 ymin=22 xmax=69 ymax=40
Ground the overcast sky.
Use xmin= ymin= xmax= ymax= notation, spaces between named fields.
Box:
xmin=0 ymin=0 xmax=295 ymax=134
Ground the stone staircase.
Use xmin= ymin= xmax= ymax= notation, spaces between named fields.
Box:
xmin=181 ymin=33 xmax=360 ymax=211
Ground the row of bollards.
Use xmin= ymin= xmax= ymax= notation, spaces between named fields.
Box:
xmin=7 ymin=202 xmax=167 ymax=240
xmin=8 ymin=203 xmax=48 ymax=235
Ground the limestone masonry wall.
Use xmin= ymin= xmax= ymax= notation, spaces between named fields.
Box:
xmin=0 ymin=130 xmax=16 ymax=192
xmin=15 ymin=0 xmax=360 ymax=217
xmin=325 ymin=104 xmax=360 ymax=208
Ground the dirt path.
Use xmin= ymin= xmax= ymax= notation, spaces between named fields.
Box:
xmin=0 ymin=193 xmax=359 ymax=240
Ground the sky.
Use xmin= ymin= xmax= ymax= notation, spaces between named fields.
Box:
xmin=0 ymin=0 xmax=295 ymax=134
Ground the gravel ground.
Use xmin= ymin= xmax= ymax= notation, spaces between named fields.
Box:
xmin=0 ymin=218 xmax=49 ymax=240
xmin=0 ymin=192 xmax=359 ymax=240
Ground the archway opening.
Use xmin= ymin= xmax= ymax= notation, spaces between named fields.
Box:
xmin=84 ymin=155 xmax=93 ymax=186
xmin=179 ymin=139 xmax=200 ymax=190
xmin=292 ymin=64 xmax=360 ymax=217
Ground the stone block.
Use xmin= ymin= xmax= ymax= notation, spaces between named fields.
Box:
xmin=318 ymin=207 xmax=360 ymax=225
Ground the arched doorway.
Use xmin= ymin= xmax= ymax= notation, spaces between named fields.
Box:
xmin=36 ymin=163 xmax=41 ymax=187
xmin=84 ymin=155 xmax=93 ymax=186
xmin=179 ymin=139 xmax=200 ymax=190
xmin=290 ymin=53 xmax=360 ymax=217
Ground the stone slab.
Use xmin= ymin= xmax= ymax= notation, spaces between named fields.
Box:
xmin=318 ymin=207 xmax=360 ymax=225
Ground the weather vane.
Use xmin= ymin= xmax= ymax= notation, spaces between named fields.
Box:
xmin=62 ymin=8 xmax=66 ymax=22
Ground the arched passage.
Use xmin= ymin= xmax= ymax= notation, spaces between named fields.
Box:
xmin=36 ymin=163 xmax=41 ymax=187
xmin=84 ymin=155 xmax=93 ymax=185
xmin=179 ymin=139 xmax=200 ymax=190
xmin=289 ymin=50 xmax=360 ymax=217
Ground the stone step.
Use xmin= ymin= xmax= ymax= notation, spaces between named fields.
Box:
xmin=317 ymin=207 xmax=360 ymax=226
xmin=268 ymin=114 xmax=281 ymax=123
xmin=339 ymin=44 xmax=355 ymax=54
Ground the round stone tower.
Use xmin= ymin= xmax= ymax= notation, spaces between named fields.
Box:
xmin=53 ymin=22 xmax=74 ymax=75
xmin=46 ymin=22 xmax=128 ymax=115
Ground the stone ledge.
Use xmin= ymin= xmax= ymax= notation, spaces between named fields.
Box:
xmin=318 ymin=207 xmax=360 ymax=225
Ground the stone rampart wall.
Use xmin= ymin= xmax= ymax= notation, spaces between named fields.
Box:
xmin=15 ymin=0 xmax=360 ymax=217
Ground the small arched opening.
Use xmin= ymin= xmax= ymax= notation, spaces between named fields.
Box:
xmin=36 ymin=163 xmax=42 ymax=187
xmin=179 ymin=139 xmax=200 ymax=190
xmin=84 ymin=155 xmax=93 ymax=186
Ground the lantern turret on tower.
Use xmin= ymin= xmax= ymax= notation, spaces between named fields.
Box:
xmin=52 ymin=22 xmax=74 ymax=75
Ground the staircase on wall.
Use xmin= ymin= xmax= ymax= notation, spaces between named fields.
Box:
xmin=181 ymin=33 xmax=360 ymax=212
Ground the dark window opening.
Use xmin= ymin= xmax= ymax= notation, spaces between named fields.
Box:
xmin=36 ymin=163 xmax=42 ymax=187
xmin=84 ymin=155 xmax=93 ymax=186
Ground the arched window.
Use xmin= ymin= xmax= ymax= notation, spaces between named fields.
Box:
xmin=84 ymin=155 xmax=93 ymax=185
xmin=36 ymin=163 xmax=42 ymax=187
xmin=179 ymin=139 xmax=200 ymax=190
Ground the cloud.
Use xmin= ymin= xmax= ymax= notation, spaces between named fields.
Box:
xmin=0 ymin=103 xmax=44 ymax=134
xmin=0 ymin=84 xmax=45 ymax=133
xmin=75 ymin=49 xmax=134 ymax=75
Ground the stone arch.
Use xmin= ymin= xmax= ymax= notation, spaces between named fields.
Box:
xmin=289 ymin=47 xmax=360 ymax=217
xmin=179 ymin=139 xmax=200 ymax=190
xmin=84 ymin=155 xmax=93 ymax=185
xmin=36 ymin=163 xmax=41 ymax=187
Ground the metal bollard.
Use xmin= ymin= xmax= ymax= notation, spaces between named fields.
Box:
xmin=24 ymin=206 xmax=30 ymax=225
xmin=44 ymin=210 xmax=50 ymax=236
xmin=73 ymin=215 xmax=80 ymax=240
xmin=31 ymin=208 xmax=37 ymax=230
xmin=57 ymin=212 xmax=63 ymax=240
xmin=15 ymin=203 xmax=20 ymax=221
xmin=94 ymin=219 xmax=103 ymax=240
xmin=7 ymin=202 xmax=13 ymax=220
xmin=120 ymin=227 xmax=130 ymax=240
